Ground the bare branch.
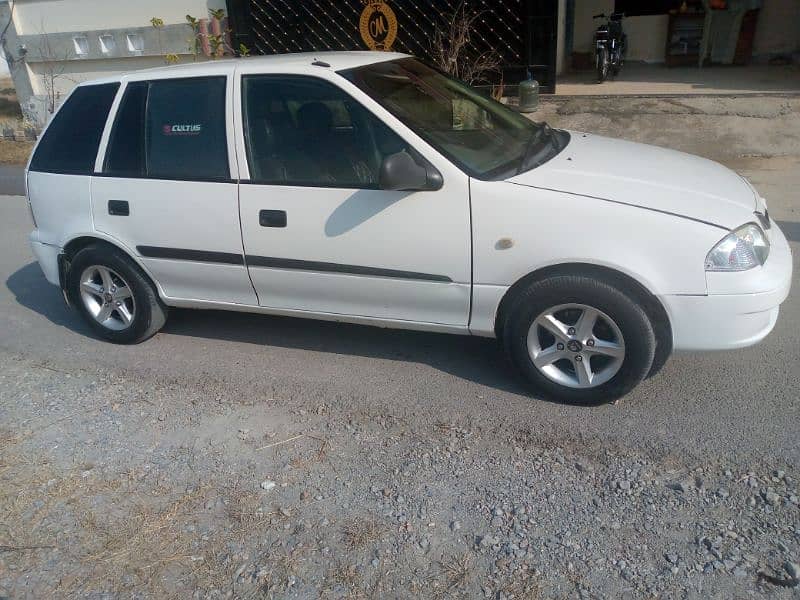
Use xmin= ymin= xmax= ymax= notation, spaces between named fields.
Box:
xmin=36 ymin=22 xmax=72 ymax=114
xmin=429 ymin=1 xmax=501 ymax=85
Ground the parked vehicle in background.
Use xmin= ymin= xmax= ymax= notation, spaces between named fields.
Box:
xmin=594 ymin=12 xmax=627 ymax=82
xmin=25 ymin=52 xmax=792 ymax=404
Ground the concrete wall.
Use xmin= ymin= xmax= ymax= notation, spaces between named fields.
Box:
xmin=26 ymin=56 xmax=168 ymax=97
xmin=572 ymin=0 xmax=614 ymax=54
xmin=12 ymin=0 xmax=226 ymax=35
xmin=572 ymin=1 xmax=668 ymax=62
xmin=752 ymin=0 xmax=800 ymax=58
xmin=571 ymin=0 xmax=799 ymax=65
xmin=624 ymin=15 xmax=669 ymax=62
xmin=1 ymin=0 xmax=228 ymax=125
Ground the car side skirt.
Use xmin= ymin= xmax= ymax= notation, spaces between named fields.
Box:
xmin=162 ymin=296 xmax=471 ymax=335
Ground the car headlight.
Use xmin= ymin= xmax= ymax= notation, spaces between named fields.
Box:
xmin=705 ymin=223 xmax=770 ymax=271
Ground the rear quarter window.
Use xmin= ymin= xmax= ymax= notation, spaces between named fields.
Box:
xmin=29 ymin=83 xmax=120 ymax=175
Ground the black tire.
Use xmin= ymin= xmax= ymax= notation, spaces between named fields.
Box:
xmin=502 ymin=275 xmax=656 ymax=405
xmin=596 ymin=47 xmax=609 ymax=82
xmin=611 ymin=49 xmax=623 ymax=77
xmin=646 ymin=328 xmax=672 ymax=379
xmin=66 ymin=243 xmax=168 ymax=344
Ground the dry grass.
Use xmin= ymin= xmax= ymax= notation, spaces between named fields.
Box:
xmin=322 ymin=561 xmax=369 ymax=600
xmin=0 ymin=428 xmax=221 ymax=597
xmin=0 ymin=139 xmax=33 ymax=165
xmin=494 ymin=566 xmax=543 ymax=599
xmin=255 ymin=543 xmax=310 ymax=597
xmin=268 ymin=433 xmax=330 ymax=471
xmin=441 ymin=552 xmax=474 ymax=592
xmin=226 ymin=487 xmax=268 ymax=527
xmin=0 ymin=77 xmax=21 ymax=120
xmin=342 ymin=517 xmax=385 ymax=550
xmin=0 ymin=77 xmax=33 ymax=165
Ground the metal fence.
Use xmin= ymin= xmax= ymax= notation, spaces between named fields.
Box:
xmin=243 ymin=0 xmax=530 ymax=84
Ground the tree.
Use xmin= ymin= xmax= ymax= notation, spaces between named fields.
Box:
xmin=35 ymin=28 xmax=72 ymax=115
xmin=430 ymin=1 xmax=501 ymax=85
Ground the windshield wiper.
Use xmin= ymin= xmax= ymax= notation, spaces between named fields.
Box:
xmin=517 ymin=123 xmax=558 ymax=175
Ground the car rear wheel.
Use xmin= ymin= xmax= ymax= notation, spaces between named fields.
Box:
xmin=67 ymin=243 xmax=167 ymax=344
xmin=503 ymin=275 xmax=655 ymax=404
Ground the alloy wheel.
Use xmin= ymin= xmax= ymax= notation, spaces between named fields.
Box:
xmin=527 ymin=303 xmax=625 ymax=389
xmin=79 ymin=265 xmax=136 ymax=331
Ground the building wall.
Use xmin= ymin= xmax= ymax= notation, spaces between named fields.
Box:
xmin=571 ymin=1 xmax=667 ymax=63
xmin=752 ymin=0 xmax=800 ymax=58
xmin=572 ymin=0 xmax=614 ymax=54
xmin=624 ymin=15 xmax=669 ymax=62
xmin=26 ymin=56 xmax=168 ymax=97
xmin=2 ymin=0 xmax=227 ymax=124
xmin=571 ymin=0 xmax=800 ymax=66
xmin=12 ymin=0 xmax=226 ymax=35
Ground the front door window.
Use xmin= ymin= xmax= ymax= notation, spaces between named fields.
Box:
xmin=241 ymin=75 xmax=410 ymax=188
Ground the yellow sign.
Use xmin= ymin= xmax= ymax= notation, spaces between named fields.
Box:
xmin=359 ymin=1 xmax=398 ymax=51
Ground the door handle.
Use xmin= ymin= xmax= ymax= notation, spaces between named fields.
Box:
xmin=108 ymin=200 xmax=129 ymax=216
xmin=259 ymin=209 xmax=286 ymax=228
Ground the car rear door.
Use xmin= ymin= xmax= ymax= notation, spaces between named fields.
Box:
xmin=234 ymin=69 xmax=471 ymax=326
xmin=91 ymin=72 xmax=257 ymax=305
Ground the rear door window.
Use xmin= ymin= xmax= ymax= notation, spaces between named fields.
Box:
xmin=103 ymin=81 xmax=147 ymax=177
xmin=103 ymin=76 xmax=229 ymax=181
xmin=29 ymin=82 xmax=119 ymax=175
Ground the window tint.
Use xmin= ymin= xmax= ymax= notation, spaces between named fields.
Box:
xmin=342 ymin=59 xmax=551 ymax=179
xmin=146 ymin=77 xmax=228 ymax=180
xmin=242 ymin=75 xmax=410 ymax=188
xmin=30 ymin=83 xmax=119 ymax=175
xmin=103 ymin=77 xmax=228 ymax=180
xmin=104 ymin=81 xmax=147 ymax=177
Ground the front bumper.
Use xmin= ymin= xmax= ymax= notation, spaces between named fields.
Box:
xmin=662 ymin=221 xmax=792 ymax=351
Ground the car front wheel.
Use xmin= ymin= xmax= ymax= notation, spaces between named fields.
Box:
xmin=503 ymin=275 xmax=656 ymax=404
xmin=67 ymin=243 xmax=167 ymax=344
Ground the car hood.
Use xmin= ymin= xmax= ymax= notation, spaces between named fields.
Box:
xmin=507 ymin=132 xmax=757 ymax=229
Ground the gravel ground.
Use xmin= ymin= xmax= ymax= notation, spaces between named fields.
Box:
xmin=1 ymin=349 xmax=798 ymax=599
xmin=1 ymin=95 xmax=798 ymax=599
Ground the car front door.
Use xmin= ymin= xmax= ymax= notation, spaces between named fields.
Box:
xmin=235 ymin=71 xmax=471 ymax=326
xmin=91 ymin=74 xmax=257 ymax=305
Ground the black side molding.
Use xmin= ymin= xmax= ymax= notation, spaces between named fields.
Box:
xmin=133 ymin=246 xmax=452 ymax=282
xmin=137 ymin=246 xmax=244 ymax=265
xmin=245 ymin=255 xmax=452 ymax=282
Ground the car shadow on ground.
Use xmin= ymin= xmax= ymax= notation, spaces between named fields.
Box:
xmin=6 ymin=261 xmax=533 ymax=397
xmin=5 ymin=262 xmax=94 ymax=334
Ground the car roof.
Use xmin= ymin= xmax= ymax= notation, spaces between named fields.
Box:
xmin=80 ymin=51 xmax=410 ymax=86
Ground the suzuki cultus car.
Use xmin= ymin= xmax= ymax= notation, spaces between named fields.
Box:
xmin=26 ymin=52 xmax=792 ymax=403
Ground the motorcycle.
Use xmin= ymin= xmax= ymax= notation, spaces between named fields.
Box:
xmin=593 ymin=12 xmax=627 ymax=82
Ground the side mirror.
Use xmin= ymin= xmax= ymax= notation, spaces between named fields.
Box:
xmin=379 ymin=151 xmax=443 ymax=192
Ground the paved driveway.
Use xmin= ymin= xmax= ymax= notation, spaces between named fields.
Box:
xmin=0 ymin=164 xmax=24 ymax=196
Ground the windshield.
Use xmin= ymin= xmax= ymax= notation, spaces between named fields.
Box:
xmin=340 ymin=58 xmax=566 ymax=179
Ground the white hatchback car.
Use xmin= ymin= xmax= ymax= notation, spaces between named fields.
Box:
xmin=27 ymin=52 xmax=792 ymax=403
